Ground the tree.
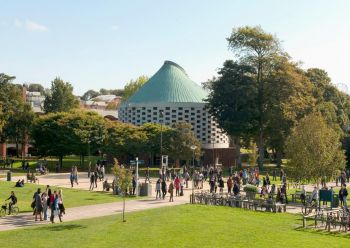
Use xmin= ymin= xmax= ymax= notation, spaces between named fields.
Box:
xmin=31 ymin=110 xmax=106 ymax=168
xmin=168 ymin=122 xmax=201 ymax=166
xmin=0 ymin=73 xmax=24 ymax=142
xmin=28 ymin=83 xmax=45 ymax=94
xmin=5 ymin=103 xmax=35 ymax=157
xmin=285 ymin=114 xmax=346 ymax=185
xmin=140 ymin=122 xmax=172 ymax=165
xmin=227 ymin=26 xmax=283 ymax=169
xmin=264 ymin=57 xmax=314 ymax=166
xmin=43 ymin=77 xmax=79 ymax=113
xmin=123 ymin=75 xmax=149 ymax=101
xmin=206 ymin=60 xmax=258 ymax=168
xmin=112 ymin=158 xmax=132 ymax=222
xmin=81 ymin=90 xmax=100 ymax=101
xmin=103 ymin=121 xmax=148 ymax=158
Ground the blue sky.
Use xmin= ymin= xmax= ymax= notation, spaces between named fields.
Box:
xmin=1 ymin=0 xmax=350 ymax=95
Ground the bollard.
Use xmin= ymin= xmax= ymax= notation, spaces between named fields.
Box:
xmin=7 ymin=171 xmax=11 ymax=181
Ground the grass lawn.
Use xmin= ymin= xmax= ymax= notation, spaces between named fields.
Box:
xmin=0 ymin=204 xmax=349 ymax=248
xmin=0 ymin=181 xmax=128 ymax=213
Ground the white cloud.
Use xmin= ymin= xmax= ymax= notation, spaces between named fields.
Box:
xmin=111 ymin=25 xmax=119 ymax=31
xmin=25 ymin=20 xmax=48 ymax=32
xmin=13 ymin=19 xmax=48 ymax=32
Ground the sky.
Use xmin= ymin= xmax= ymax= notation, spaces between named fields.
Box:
xmin=1 ymin=0 xmax=350 ymax=95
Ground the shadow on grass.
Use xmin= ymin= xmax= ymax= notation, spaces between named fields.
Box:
xmin=294 ymin=226 xmax=350 ymax=239
xmin=48 ymin=224 xmax=87 ymax=232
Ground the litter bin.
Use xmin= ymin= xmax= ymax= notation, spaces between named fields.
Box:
xmin=139 ymin=183 xmax=152 ymax=196
xmin=7 ymin=171 xmax=11 ymax=181
xmin=332 ymin=195 xmax=339 ymax=208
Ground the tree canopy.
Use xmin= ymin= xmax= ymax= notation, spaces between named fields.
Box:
xmin=285 ymin=114 xmax=346 ymax=184
xmin=123 ymin=75 xmax=149 ymax=101
xmin=43 ymin=77 xmax=79 ymax=113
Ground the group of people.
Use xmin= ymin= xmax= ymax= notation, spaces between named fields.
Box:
xmin=88 ymin=163 xmax=106 ymax=191
xmin=155 ymin=178 xmax=174 ymax=202
xmin=32 ymin=186 xmax=65 ymax=223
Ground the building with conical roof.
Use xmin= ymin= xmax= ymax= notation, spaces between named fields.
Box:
xmin=119 ymin=61 xmax=229 ymax=150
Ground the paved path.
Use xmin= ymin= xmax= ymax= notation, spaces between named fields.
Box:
xmin=0 ymin=197 xmax=188 ymax=231
xmin=1 ymin=172 xmax=332 ymax=231
xmin=0 ymin=173 xmax=192 ymax=231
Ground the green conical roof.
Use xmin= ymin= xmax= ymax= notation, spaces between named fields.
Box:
xmin=124 ymin=61 xmax=208 ymax=104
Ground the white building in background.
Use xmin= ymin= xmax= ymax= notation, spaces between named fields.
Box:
xmin=26 ymin=91 xmax=45 ymax=113
xmin=118 ymin=60 xmax=229 ymax=149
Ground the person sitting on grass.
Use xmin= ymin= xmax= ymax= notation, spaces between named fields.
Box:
xmin=15 ymin=179 xmax=24 ymax=187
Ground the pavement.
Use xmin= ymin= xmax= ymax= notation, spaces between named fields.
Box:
xmin=0 ymin=172 xmax=336 ymax=231
xmin=0 ymin=173 xmax=191 ymax=231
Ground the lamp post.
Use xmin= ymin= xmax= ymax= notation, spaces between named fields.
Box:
xmin=212 ymin=137 xmax=215 ymax=168
xmin=159 ymin=110 xmax=164 ymax=169
xmin=190 ymin=145 xmax=197 ymax=204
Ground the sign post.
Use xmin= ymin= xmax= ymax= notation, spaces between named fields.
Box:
xmin=136 ymin=157 xmax=139 ymax=196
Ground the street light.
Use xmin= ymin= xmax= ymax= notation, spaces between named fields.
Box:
xmin=212 ymin=137 xmax=215 ymax=168
xmin=159 ymin=110 xmax=164 ymax=169
xmin=190 ymin=145 xmax=197 ymax=204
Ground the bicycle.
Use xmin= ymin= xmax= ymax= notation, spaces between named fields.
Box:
xmin=0 ymin=201 xmax=19 ymax=217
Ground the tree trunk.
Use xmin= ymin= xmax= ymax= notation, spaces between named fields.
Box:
xmin=234 ymin=136 xmax=242 ymax=169
xmin=276 ymin=149 xmax=282 ymax=168
xmin=15 ymin=138 xmax=19 ymax=158
xmin=257 ymin=62 xmax=264 ymax=170
xmin=122 ymin=196 xmax=126 ymax=222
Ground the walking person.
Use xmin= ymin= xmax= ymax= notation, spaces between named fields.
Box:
xmin=74 ymin=166 xmax=79 ymax=185
xmin=70 ymin=171 xmax=74 ymax=188
xmin=33 ymin=188 xmax=43 ymax=221
xmin=50 ymin=191 xmax=62 ymax=223
xmin=156 ymin=179 xmax=161 ymax=200
xmin=132 ymin=176 xmax=137 ymax=195
xmin=94 ymin=170 xmax=98 ymax=188
xmin=58 ymin=189 xmax=65 ymax=221
xmin=174 ymin=177 xmax=180 ymax=196
xmin=218 ymin=177 xmax=224 ymax=193
xmin=89 ymin=172 xmax=95 ymax=191
xmin=341 ymin=183 xmax=348 ymax=210
xmin=161 ymin=179 xmax=167 ymax=200
xmin=227 ymin=177 xmax=233 ymax=194
xmin=41 ymin=191 xmax=48 ymax=221
xmin=168 ymin=181 xmax=174 ymax=202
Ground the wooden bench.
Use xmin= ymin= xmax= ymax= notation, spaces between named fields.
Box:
xmin=26 ymin=174 xmax=39 ymax=184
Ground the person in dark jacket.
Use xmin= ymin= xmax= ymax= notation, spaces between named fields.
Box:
xmin=341 ymin=184 xmax=348 ymax=210
xmin=161 ymin=179 xmax=167 ymax=199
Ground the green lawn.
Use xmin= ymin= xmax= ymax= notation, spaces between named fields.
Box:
xmin=0 ymin=181 xmax=127 ymax=213
xmin=0 ymin=204 xmax=349 ymax=247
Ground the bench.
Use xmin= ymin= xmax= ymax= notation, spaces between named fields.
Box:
xmin=26 ymin=174 xmax=39 ymax=184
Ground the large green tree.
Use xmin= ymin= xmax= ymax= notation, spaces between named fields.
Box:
xmin=264 ymin=57 xmax=314 ymax=166
xmin=206 ymin=60 xmax=258 ymax=168
xmin=285 ymin=113 xmax=346 ymax=184
xmin=5 ymin=103 xmax=35 ymax=157
xmin=0 ymin=73 xmax=25 ymax=142
xmin=168 ymin=122 xmax=201 ymax=166
xmin=43 ymin=77 xmax=79 ymax=113
xmin=227 ymin=26 xmax=283 ymax=169
xmin=31 ymin=110 xmax=106 ymax=167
